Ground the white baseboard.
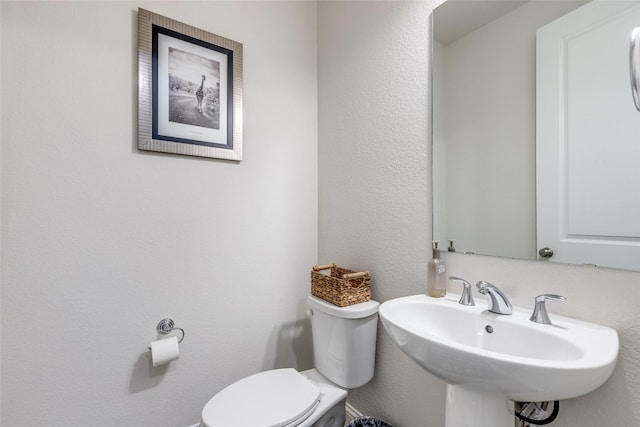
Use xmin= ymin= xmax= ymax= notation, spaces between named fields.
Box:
xmin=345 ymin=402 xmax=363 ymax=422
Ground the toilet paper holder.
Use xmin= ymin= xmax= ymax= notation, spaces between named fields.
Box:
xmin=148 ymin=317 xmax=185 ymax=350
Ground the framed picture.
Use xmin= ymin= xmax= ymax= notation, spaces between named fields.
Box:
xmin=138 ymin=8 xmax=243 ymax=161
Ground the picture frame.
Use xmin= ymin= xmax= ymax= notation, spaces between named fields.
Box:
xmin=138 ymin=8 xmax=243 ymax=161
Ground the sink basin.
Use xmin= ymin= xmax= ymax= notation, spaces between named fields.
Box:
xmin=379 ymin=294 xmax=619 ymax=403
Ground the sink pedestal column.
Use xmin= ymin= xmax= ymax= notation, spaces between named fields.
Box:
xmin=445 ymin=385 xmax=514 ymax=427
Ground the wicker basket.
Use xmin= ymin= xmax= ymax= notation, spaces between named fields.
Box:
xmin=311 ymin=264 xmax=371 ymax=307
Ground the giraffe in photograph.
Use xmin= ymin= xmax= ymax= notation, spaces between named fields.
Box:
xmin=196 ymin=75 xmax=206 ymax=113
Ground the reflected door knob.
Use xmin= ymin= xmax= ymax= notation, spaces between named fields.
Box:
xmin=538 ymin=247 xmax=554 ymax=258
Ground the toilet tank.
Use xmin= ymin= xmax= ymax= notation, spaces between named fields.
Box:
xmin=307 ymin=295 xmax=379 ymax=389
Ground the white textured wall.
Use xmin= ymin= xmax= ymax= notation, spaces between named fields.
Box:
xmin=0 ymin=1 xmax=3 ymax=417
xmin=318 ymin=1 xmax=444 ymax=426
xmin=318 ymin=1 xmax=640 ymax=427
xmin=1 ymin=1 xmax=317 ymax=426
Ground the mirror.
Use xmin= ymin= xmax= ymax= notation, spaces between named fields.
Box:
xmin=432 ymin=0 xmax=640 ymax=271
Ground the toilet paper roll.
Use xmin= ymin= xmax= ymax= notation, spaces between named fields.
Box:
xmin=150 ymin=336 xmax=180 ymax=367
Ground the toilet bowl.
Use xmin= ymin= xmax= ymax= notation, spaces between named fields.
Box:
xmin=200 ymin=295 xmax=380 ymax=427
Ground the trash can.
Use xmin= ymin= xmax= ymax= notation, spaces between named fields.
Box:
xmin=347 ymin=416 xmax=394 ymax=427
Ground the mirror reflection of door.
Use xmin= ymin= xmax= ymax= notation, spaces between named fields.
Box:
xmin=536 ymin=1 xmax=640 ymax=270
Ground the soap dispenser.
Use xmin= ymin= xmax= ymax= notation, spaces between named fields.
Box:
xmin=427 ymin=241 xmax=447 ymax=297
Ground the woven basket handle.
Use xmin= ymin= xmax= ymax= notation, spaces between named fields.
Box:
xmin=342 ymin=271 xmax=369 ymax=279
xmin=312 ymin=264 xmax=336 ymax=271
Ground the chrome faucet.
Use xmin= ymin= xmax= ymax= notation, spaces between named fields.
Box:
xmin=476 ymin=281 xmax=512 ymax=315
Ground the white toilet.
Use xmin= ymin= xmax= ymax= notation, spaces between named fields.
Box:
xmin=200 ymin=294 xmax=380 ymax=427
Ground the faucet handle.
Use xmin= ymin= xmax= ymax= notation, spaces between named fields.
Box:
xmin=448 ymin=276 xmax=475 ymax=306
xmin=529 ymin=294 xmax=567 ymax=325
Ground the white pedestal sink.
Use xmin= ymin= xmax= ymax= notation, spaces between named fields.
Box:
xmin=379 ymin=294 xmax=619 ymax=427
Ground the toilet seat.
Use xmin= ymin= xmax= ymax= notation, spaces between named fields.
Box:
xmin=201 ymin=368 xmax=322 ymax=427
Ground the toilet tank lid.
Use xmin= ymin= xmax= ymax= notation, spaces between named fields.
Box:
xmin=308 ymin=295 xmax=379 ymax=319
xmin=201 ymin=368 xmax=320 ymax=427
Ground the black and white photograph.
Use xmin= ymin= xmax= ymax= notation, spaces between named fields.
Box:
xmin=154 ymin=26 xmax=230 ymax=149
xmin=168 ymin=47 xmax=221 ymax=130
